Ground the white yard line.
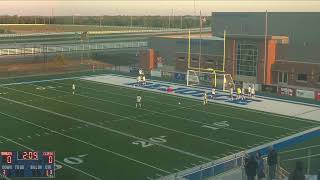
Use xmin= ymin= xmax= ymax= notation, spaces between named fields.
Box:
xmin=4 ymin=85 xmax=245 ymax=150
xmin=0 ymin=135 xmax=101 ymax=180
xmin=0 ymin=94 xmax=212 ymax=162
xmin=0 ymin=111 xmax=171 ymax=174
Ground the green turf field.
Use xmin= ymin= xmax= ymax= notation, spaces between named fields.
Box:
xmin=0 ymin=76 xmax=319 ymax=180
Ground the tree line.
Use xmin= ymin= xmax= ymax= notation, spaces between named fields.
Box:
xmin=0 ymin=15 xmax=211 ymax=29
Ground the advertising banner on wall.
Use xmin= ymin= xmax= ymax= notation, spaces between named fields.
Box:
xmin=262 ymin=84 xmax=277 ymax=93
xmin=174 ymin=72 xmax=186 ymax=81
xmin=296 ymin=89 xmax=314 ymax=99
xmin=278 ymin=87 xmax=295 ymax=96
xmin=151 ymin=70 xmax=161 ymax=78
xmin=315 ymin=91 xmax=320 ymax=101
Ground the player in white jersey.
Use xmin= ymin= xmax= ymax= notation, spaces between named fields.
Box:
xmin=136 ymin=95 xmax=142 ymax=108
xmin=251 ymin=86 xmax=255 ymax=98
xmin=248 ymin=85 xmax=252 ymax=97
xmin=241 ymin=87 xmax=245 ymax=100
xmin=136 ymin=76 xmax=141 ymax=86
xmin=72 ymin=84 xmax=75 ymax=95
xmin=211 ymin=88 xmax=216 ymax=99
xmin=142 ymin=75 xmax=146 ymax=86
xmin=203 ymin=92 xmax=208 ymax=105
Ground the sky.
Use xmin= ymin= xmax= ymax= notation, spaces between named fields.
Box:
xmin=0 ymin=1 xmax=319 ymax=16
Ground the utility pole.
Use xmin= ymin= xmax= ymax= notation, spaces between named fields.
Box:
xmin=130 ymin=16 xmax=133 ymax=27
xmin=264 ymin=10 xmax=268 ymax=84
xmin=198 ymin=10 xmax=202 ymax=73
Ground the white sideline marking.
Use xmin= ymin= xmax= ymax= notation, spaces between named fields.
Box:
xmin=79 ymin=76 xmax=320 ymax=124
xmin=0 ymin=135 xmax=101 ymax=180
xmin=4 ymin=85 xmax=244 ymax=151
xmin=30 ymin=84 xmax=270 ymax=142
xmin=0 ymin=95 xmax=212 ymax=162
xmin=0 ymin=111 xmax=171 ymax=174
xmin=56 ymin=80 xmax=303 ymax=132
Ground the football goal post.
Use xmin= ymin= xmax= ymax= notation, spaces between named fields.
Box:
xmin=186 ymin=69 xmax=235 ymax=91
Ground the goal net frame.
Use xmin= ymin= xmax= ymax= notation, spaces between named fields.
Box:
xmin=186 ymin=69 xmax=235 ymax=92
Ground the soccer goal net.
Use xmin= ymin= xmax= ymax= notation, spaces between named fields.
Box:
xmin=186 ymin=70 xmax=235 ymax=91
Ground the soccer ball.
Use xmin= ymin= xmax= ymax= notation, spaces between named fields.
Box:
xmin=178 ymin=102 xmax=181 ymax=105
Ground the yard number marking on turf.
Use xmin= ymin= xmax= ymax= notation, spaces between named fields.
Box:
xmin=132 ymin=136 xmax=167 ymax=148
xmin=55 ymin=154 xmax=88 ymax=170
xmin=202 ymin=121 xmax=229 ymax=130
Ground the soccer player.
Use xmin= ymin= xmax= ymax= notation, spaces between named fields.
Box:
xmin=136 ymin=95 xmax=142 ymax=108
xmin=248 ymin=85 xmax=252 ymax=97
xmin=203 ymin=92 xmax=208 ymax=105
xmin=211 ymin=88 xmax=216 ymax=99
xmin=241 ymin=86 xmax=246 ymax=100
xmin=230 ymin=86 xmax=234 ymax=100
xmin=136 ymin=76 xmax=141 ymax=86
xmin=251 ymin=85 xmax=255 ymax=98
xmin=237 ymin=87 xmax=241 ymax=100
xmin=72 ymin=83 xmax=75 ymax=95
xmin=142 ymin=75 xmax=146 ymax=86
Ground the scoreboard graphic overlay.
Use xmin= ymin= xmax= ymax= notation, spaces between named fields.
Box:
xmin=0 ymin=151 xmax=55 ymax=178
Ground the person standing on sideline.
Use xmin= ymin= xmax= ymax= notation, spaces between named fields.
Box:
xmin=267 ymin=146 xmax=278 ymax=180
xmin=256 ymin=152 xmax=265 ymax=180
xmin=288 ymin=161 xmax=305 ymax=180
xmin=245 ymin=154 xmax=258 ymax=180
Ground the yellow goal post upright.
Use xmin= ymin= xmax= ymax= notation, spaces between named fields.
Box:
xmin=186 ymin=30 xmax=235 ymax=91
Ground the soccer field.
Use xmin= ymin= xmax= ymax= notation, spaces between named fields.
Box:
xmin=0 ymin=75 xmax=319 ymax=180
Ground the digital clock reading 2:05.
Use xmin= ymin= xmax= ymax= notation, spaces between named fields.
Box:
xmin=17 ymin=151 xmax=39 ymax=160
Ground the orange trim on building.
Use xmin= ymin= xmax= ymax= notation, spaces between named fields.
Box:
xmin=266 ymin=40 xmax=276 ymax=84
xmin=149 ymin=48 xmax=155 ymax=70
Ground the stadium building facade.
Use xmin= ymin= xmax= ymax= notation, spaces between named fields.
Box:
xmin=142 ymin=12 xmax=320 ymax=100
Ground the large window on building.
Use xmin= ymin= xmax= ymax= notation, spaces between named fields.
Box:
xmin=236 ymin=44 xmax=258 ymax=77
xmin=297 ymin=73 xmax=308 ymax=82
xmin=278 ymin=72 xmax=288 ymax=84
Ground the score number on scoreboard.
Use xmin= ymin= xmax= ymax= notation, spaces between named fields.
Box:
xmin=0 ymin=151 xmax=55 ymax=178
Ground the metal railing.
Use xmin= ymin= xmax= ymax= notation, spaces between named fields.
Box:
xmin=0 ymin=41 xmax=148 ymax=56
